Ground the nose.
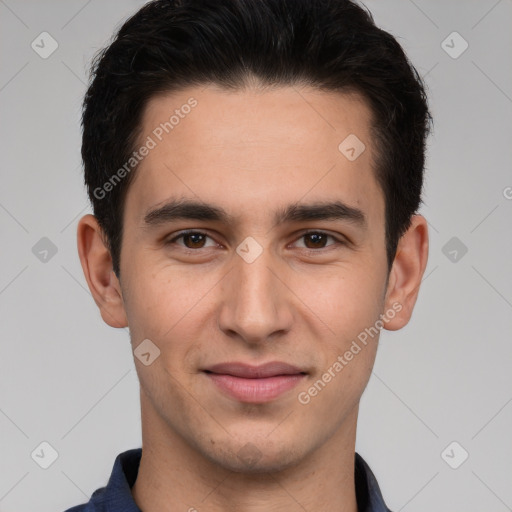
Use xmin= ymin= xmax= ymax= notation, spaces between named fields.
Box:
xmin=217 ymin=243 xmax=293 ymax=346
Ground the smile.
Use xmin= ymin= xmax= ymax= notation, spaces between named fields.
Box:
xmin=203 ymin=361 xmax=307 ymax=403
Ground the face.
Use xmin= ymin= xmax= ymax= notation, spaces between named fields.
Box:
xmin=80 ymin=84 xmax=425 ymax=474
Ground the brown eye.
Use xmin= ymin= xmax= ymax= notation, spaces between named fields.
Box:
xmin=167 ymin=231 xmax=216 ymax=250
xmin=182 ymin=232 xmax=207 ymax=248
xmin=294 ymin=231 xmax=341 ymax=251
xmin=303 ymin=232 xmax=329 ymax=249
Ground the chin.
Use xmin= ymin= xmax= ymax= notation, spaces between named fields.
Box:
xmin=204 ymin=438 xmax=305 ymax=475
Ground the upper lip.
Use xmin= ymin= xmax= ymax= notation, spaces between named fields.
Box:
xmin=204 ymin=361 xmax=306 ymax=379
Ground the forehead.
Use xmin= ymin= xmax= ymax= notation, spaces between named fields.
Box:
xmin=124 ymin=84 xmax=383 ymax=227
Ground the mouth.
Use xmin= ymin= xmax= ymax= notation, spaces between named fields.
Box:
xmin=202 ymin=361 xmax=307 ymax=403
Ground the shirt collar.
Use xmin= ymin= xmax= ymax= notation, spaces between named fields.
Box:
xmin=355 ymin=452 xmax=393 ymax=512
xmin=87 ymin=448 xmax=392 ymax=512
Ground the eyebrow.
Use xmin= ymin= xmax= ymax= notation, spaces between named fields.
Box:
xmin=142 ymin=197 xmax=366 ymax=229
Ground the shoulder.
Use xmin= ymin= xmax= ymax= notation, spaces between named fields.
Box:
xmin=62 ymin=486 xmax=108 ymax=512
xmin=62 ymin=448 xmax=142 ymax=512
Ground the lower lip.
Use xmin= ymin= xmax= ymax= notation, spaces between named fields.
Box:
xmin=205 ymin=373 xmax=305 ymax=403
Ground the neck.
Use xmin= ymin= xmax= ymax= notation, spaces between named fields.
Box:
xmin=131 ymin=398 xmax=360 ymax=512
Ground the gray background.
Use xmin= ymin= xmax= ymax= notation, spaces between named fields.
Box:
xmin=0 ymin=1 xmax=511 ymax=511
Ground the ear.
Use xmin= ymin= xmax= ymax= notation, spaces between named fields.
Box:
xmin=76 ymin=214 xmax=128 ymax=328
xmin=382 ymin=214 xmax=429 ymax=331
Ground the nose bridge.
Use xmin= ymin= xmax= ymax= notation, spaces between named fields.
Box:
xmin=218 ymin=241 xmax=290 ymax=343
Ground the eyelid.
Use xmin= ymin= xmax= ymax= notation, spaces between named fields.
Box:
xmin=166 ymin=228 xmax=347 ymax=251
xmin=166 ymin=229 xmax=220 ymax=247
xmin=289 ymin=229 xmax=346 ymax=250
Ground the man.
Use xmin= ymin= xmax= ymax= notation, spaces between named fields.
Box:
xmin=68 ymin=0 xmax=431 ymax=510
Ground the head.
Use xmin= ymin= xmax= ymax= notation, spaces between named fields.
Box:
xmin=78 ymin=0 xmax=431 ymax=473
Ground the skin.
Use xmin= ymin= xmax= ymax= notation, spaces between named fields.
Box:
xmin=77 ymin=84 xmax=428 ymax=512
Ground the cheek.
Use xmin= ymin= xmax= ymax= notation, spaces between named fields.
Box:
xmin=122 ymin=259 xmax=212 ymax=341
xmin=293 ymin=270 xmax=383 ymax=417
xmin=290 ymin=264 xmax=385 ymax=406
xmin=124 ymin=266 xmax=211 ymax=427
xmin=291 ymin=262 xmax=386 ymax=341
xmin=123 ymin=263 xmax=226 ymax=398
xmin=137 ymin=354 xmax=205 ymax=443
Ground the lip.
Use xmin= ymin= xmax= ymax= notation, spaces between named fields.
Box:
xmin=203 ymin=361 xmax=306 ymax=403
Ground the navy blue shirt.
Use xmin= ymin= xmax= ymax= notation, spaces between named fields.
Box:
xmin=64 ymin=448 xmax=393 ymax=512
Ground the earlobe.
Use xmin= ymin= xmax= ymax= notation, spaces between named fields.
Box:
xmin=383 ymin=214 xmax=429 ymax=331
xmin=76 ymin=214 xmax=128 ymax=328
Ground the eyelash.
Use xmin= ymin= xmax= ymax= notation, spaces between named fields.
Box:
xmin=166 ymin=229 xmax=345 ymax=254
